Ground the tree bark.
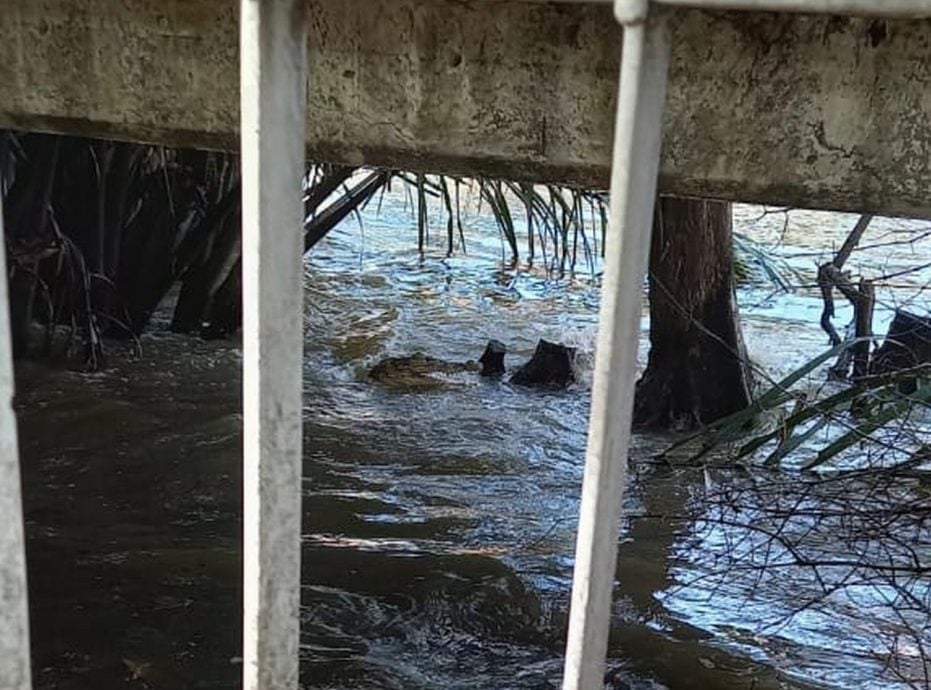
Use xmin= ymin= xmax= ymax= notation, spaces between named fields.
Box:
xmin=4 ymin=135 xmax=60 ymax=357
xmin=171 ymin=209 xmax=240 ymax=334
xmin=201 ymin=260 xmax=241 ymax=340
xmin=633 ymin=196 xmax=753 ymax=429
xmin=510 ymin=340 xmax=575 ymax=387
xmin=870 ymin=310 xmax=931 ymax=391
xmin=852 ymin=278 xmax=875 ymax=381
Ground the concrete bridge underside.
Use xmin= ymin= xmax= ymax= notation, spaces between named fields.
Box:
xmin=1 ymin=0 xmax=929 ymax=217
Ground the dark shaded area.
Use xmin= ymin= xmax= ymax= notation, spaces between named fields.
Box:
xmin=634 ymin=197 xmax=753 ymax=430
xmin=1 ymin=132 xmax=383 ymax=369
xmin=18 ymin=378 xmax=245 ymax=689
xmin=2 ymin=132 xmax=241 ymax=365
xmin=510 ymin=339 xmax=575 ymax=387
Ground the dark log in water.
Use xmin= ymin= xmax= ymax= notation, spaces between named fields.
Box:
xmin=870 ymin=310 xmax=931 ymax=391
xmin=509 ymin=340 xmax=575 ymax=387
xmin=479 ymin=339 xmax=507 ymax=377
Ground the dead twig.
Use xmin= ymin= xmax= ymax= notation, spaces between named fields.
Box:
xmin=818 ymin=214 xmax=874 ymax=379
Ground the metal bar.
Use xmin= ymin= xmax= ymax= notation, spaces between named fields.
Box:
xmin=561 ymin=7 xmax=670 ymax=690
xmin=0 ymin=172 xmax=33 ymax=690
xmin=240 ymin=1 xmax=307 ymax=689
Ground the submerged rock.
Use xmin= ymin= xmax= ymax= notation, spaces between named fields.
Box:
xmin=509 ymin=339 xmax=576 ymax=388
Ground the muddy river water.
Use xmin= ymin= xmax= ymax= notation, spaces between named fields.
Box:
xmin=16 ymin=193 xmax=931 ymax=689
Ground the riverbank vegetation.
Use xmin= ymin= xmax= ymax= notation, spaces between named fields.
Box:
xmin=0 ymin=132 xmax=613 ymax=367
xmin=660 ymin=212 xmax=931 ymax=687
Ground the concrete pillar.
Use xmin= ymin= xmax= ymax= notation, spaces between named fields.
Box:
xmin=239 ymin=1 xmax=307 ymax=689
xmin=562 ymin=7 xmax=670 ymax=690
xmin=0 ymin=173 xmax=33 ymax=688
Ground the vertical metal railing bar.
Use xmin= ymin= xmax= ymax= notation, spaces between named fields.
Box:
xmin=0 ymin=171 xmax=32 ymax=690
xmin=561 ymin=4 xmax=670 ymax=688
xmin=239 ymin=1 xmax=308 ymax=689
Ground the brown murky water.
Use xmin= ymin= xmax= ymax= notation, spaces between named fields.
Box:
xmin=17 ymin=193 xmax=931 ymax=689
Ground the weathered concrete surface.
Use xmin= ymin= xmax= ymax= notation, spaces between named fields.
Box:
xmin=0 ymin=1 xmax=930 ymax=216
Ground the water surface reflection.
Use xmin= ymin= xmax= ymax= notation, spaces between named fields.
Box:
xmin=19 ymin=197 xmax=931 ymax=688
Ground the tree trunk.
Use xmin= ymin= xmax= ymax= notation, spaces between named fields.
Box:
xmin=201 ymin=260 xmax=241 ymax=339
xmin=870 ymin=310 xmax=931 ymax=392
xmin=633 ymin=196 xmax=753 ymax=429
xmin=510 ymin=340 xmax=575 ymax=387
xmin=4 ymin=135 xmax=60 ymax=357
xmin=171 ymin=208 xmax=240 ymax=334
xmin=852 ymin=278 xmax=875 ymax=380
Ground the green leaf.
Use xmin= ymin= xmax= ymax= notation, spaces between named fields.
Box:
xmin=802 ymin=383 xmax=931 ymax=471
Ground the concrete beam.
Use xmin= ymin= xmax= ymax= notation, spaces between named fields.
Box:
xmin=0 ymin=0 xmax=929 ymax=216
